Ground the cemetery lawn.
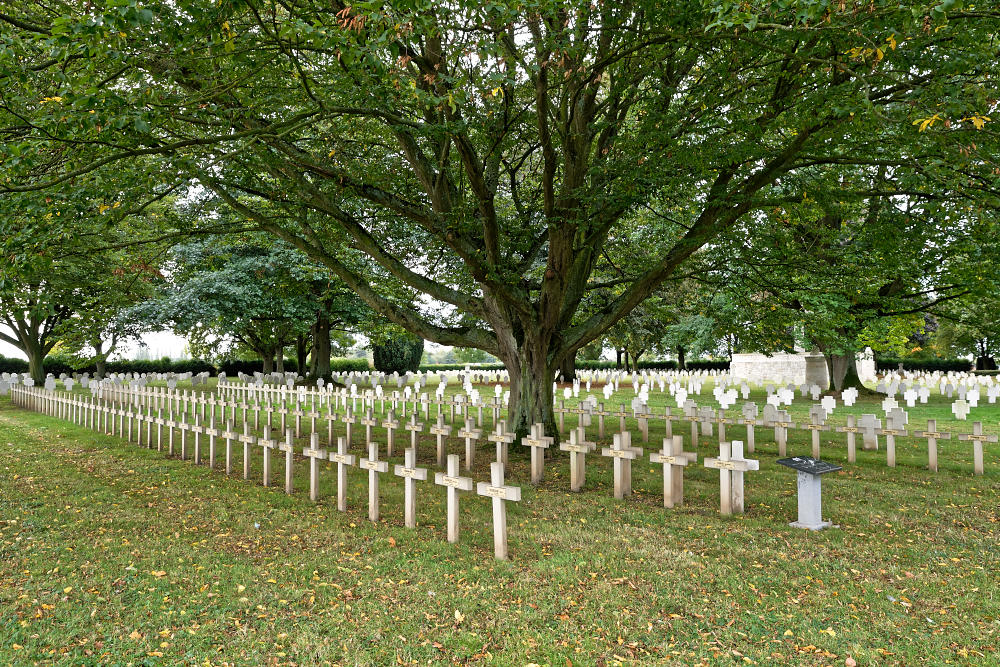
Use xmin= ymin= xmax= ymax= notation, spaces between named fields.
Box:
xmin=2 ymin=396 xmax=998 ymax=666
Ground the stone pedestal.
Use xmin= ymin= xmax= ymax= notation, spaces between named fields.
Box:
xmin=777 ymin=457 xmax=841 ymax=531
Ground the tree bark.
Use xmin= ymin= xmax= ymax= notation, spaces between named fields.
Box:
xmin=559 ymin=351 xmax=576 ymax=382
xmin=312 ymin=312 xmax=331 ymax=378
xmin=830 ymin=352 xmax=866 ymax=391
xmin=676 ymin=345 xmax=686 ymax=371
xmin=26 ymin=342 xmax=45 ymax=383
xmin=502 ymin=337 xmax=556 ymax=440
xmin=276 ymin=348 xmax=285 ymax=373
xmin=262 ymin=354 xmax=274 ymax=374
xmin=295 ymin=334 xmax=309 ymax=375
xmin=615 ymin=349 xmax=623 ymax=369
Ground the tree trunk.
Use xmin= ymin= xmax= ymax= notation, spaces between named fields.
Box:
xmin=262 ymin=354 xmax=275 ymax=374
xmin=93 ymin=340 xmax=106 ymax=379
xmin=623 ymin=349 xmax=630 ymax=371
xmin=676 ymin=345 xmax=686 ymax=371
xmin=830 ymin=352 xmax=866 ymax=391
xmin=312 ymin=312 xmax=331 ymax=378
xmin=26 ymin=342 xmax=45 ymax=383
xmin=559 ymin=351 xmax=576 ymax=382
xmin=295 ymin=334 xmax=309 ymax=375
xmin=504 ymin=340 xmax=556 ymax=440
xmin=615 ymin=348 xmax=623 ymax=369
xmin=276 ymin=348 xmax=285 ymax=373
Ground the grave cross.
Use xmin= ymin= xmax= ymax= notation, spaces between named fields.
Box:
xmin=858 ymin=414 xmax=881 ymax=451
xmin=238 ymin=421 xmax=257 ymax=480
xmin=278 ymin=428 xmax=296 ymax=494
xmin=914 ymin=419 xmax=952 ymax=473
xmin=740 ymin=402 xmax=760 ymax=453
xmin=204 ymin=415 xmax=221 ymax=469
xmin=878 ymin=408 xmax=909 ymax=468
xmin=835 ymin=415 xmax=859 ymax=463
xmin=457 ymin=418 xmax=482 ymax=471
xmin=487 ymin=420 xmax=516 ymax=468
xmin=649 ymin=435 xmax=696 ymax=508
xmin=957 ymin=421 xmax=996 ymax=475
xmin=258 ymin=427 xmax=279 ymax=488
xmin=359 ymin=441 xmax=389 ymax=522
xmin=303 ymin=433 xmax=328 ymax=502
xmin=601 ymin=431 xmax=640 ymax=499
xmin=559 ymin=426 xmax=596 ymax=492
xmin=405 ymin=413 xmax=425 ymax=453
xmin=704 ymin=440 xmax=759 ymax=516
xmin=521 ymin=423 xmax=553 ymax=484
xmin=361 ymin=409 xmax=378 ymax=444
xmin=328 ymin=437 xmax=357 ymax=512
xmin=770 ymin=410 xmax=796 ymax=457
xmin=951 ymin=399 xmax=970 ymax=421
xmin=476 ymin=461 xmax=522 ymax=561
xmin=434 ymin=454 xmax=475 ymax=543
xmin=429 ymin=414 xmax=453 ymax=467
xmin=382 ymin=410 xmax=401 ymax=458
xmin=342 ymin=407 xmax=357 ymax=447
xmin=393 ymin=448 xmax=429 ymax=528
xmin=804 ymin=405 xmax=830 ymax=459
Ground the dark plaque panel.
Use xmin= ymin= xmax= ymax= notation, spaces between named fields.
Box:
xmin=776 ymin=457 xmax=843 ymax=475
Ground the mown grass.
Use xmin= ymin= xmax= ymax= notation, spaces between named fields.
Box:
xmin=1 ymin=382 xmax=998 ymax=666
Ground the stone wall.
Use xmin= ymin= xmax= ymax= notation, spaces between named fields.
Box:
xmin=730 ymin=352 xmax=830 ymax=388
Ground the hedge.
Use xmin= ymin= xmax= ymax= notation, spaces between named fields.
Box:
xmin=876 ymin=358 xmax=972 ymax=373
xmin=416 ymin=360 xmax=730 ymax=372
xmin=0 ymin=355 xmax=369 ymax=377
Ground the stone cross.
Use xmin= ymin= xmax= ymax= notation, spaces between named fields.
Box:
xmin=559 ymin=426 xmax=596 ymax=492
xmin=404 ymin=413 xmax=425 ymax=452
xmin=434 ymin=454 xmax=474 ymax=543
xmin=601 ymin=431 xmax=639 ymax=499
xmin=805 ymin=405 xmax=829 ymax=459
xmin=704 ymin=440 xmax=759 ymax=516
xmin=771 ymin=409 xmax=796 ymax=457
xmin=359 ymin=441 xmax=389 ymax=522
xmin=914 ymin=419 xmax=951 ymax=473
xmin=879 ymin=408 xmax=909 ymax=468
xmin=238 ymin=421 xmax=256 ymax=480
xmin=740 ymin=402 xmax=759 ymax=453
xmin=476 ymin=461 xmax=522 ymax=561
xmin=278 ymin=428 xmax=296 ymax=494
xmin=342 ymin=407 xmax=357 ymax=446
xmin=191 ymin=414 xmax=205 ymax=465
xmin=649 ymin=435 xmax=695 ymax=508
xmin=177 ymin=415 xmax=191 ymax=460
xmin=303 ymin=433 xmax=327 ymax=502
xmin=951 ymin=399 xmax=970 ymax=421
xmin=683 ymin=400 xmax=700 ymax=447
xmin=203 ymin=415 xmax=221 ymax=469
xmin=329 ymin=437 xmax=357 ymax=512
xmin=593 ymin=402 xmax=610 ymax=438
xmin=457 ymin=417 xmax=482 ymax=471
xmin=429 ymin=414 xmax=453 ymax=467
xmin=957 ymin=421 xmax=996 ymax=475
xmin=382 ymin=410 xmax=400 ymax=458
xmin=393 ymin=448 xmax=429 ymax=528
xmin=487 ymin=420 xmax=516 ymax=468
xmin=521 ymin=423 xmax=553 ymax=484
xmin=835 ymin=415 xmax=859 ymax=463
xmin=360 ymin=409 xmax=378 ymax=444
xmin=858 ymin=414 xmax=881 ymax=451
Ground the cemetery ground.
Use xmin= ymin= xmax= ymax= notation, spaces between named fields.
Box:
xmin=1 ymin=386 xmax=998 ymax=666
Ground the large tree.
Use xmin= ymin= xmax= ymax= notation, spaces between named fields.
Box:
xmin=2 ymin=1 xmax=998 ymax=432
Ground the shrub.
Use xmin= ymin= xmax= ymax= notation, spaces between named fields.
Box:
xmin=372 ymin=336 xmax=424 ymax=374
